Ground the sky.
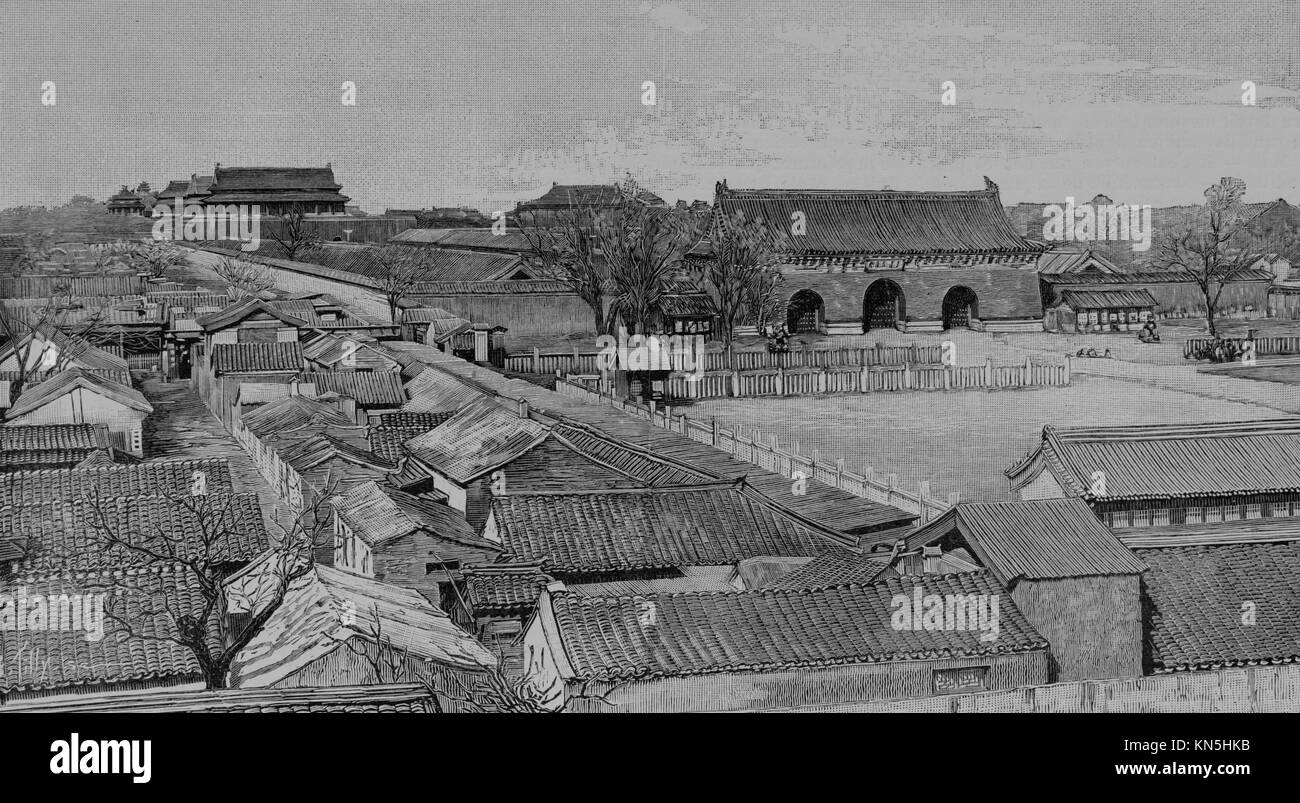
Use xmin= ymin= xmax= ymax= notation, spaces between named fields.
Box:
xmin=0 ymin=0 xmax=1297 ymax=211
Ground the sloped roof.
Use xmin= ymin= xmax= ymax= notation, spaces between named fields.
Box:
xmin=0 ymin=458 xmax=233 ymax=506
xmin=210 ymin=342 xmax=304 ymax=374
xmin=366 ymin=413 xmax=456 ymax=462
xmin=1006 ymin=419 xmax=1300 ymax=501
xmin=308 ymin=371 xmax=405 ymax=406
xmin=462 ymin=562 xmax=554 ymax=616
xmin=405 ymin=397 xmax=549 ymax=483
xmin=492 ymin=482 xmax=848 ymax=573
xmin=549 ymin=423 xmax=715 ymax=487
xmin=546 ymin=571 xmax=1047 ymax=681
xmin=713 ymin=180 xmax=1045 ymax=256
xmin=1139 ymin=542 xmax=1300 ymax=672
xmin=390 ymin=228 xmax=532 ymax=252
xmin=232 ymin=564 xmax=495 ymax=687
xmin=0 ymin=328 xmax=130 ymax=375
xmin=0 ymin=423 xmax=106 ymax=451
xmin=6 ymin=368 xmax=152 ymax=419
xmin=518 ymin=183 xmax=665 ymax=210
xmin=240 ymin=394 xmax=354 ymax=437
xmin=333 ymin=480 xmax=486 ymax=549
xmin=906 ymin=499 xmax=1147 ymax=583
xmin=1036 ymin=249 xmax=1122 ymax=275
xmin=1060 ymin=289 xmax=1159 ymax=309
xmin=274 ymin=432 xmax=394 ymax=476
xmin=208 ymin=166 xmax=342 ymax=191
xmin=1043 ymin=268 xmax=1276 ymax=285
xmin=763 ymin=546 xmax=887 ymax=590
xmin=2 ymin=492 xmax=270 ymax=571
xmin=400 ymin=367 xmax=485 ymax=413
xmin=0 ymin=565 xmax=204 ymax=694
xmin=197 ymin=297 xmax=310 ymax=331
xmin=301 ymin=334 xmax=394 ymax=368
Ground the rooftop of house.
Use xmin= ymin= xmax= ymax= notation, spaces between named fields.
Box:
xmin=905 ymin=498 xmax=1148 ymax=583
xmin=0 ymin=492 xmax=271 ymax=572
xmin=308 ymin=371 xmax=406 ymax=407
xmin=333 ymin=480 xmax=491 ymax=551
xmin=5 ymin=368 xmax=152 ymax=421
xmin=1006 ymin=419 xmax=1300 ymax=501
xmin=209 ymin=342 xmax=304 ymax=375
xmin=1138 ymin=541 xmax=1300 ymax=673
xmin=541 ymin=570 xmax=1047 ymax=682
xmin=461 ymin=562 xmax=555 ymax=617
xmin=404 ymin=396 xmax=549 ymax=484
xmin=0 ymin=458 xmax=233 ymax=506
xmin=491 ymin=481 xmax=854 ymax=574
xmin=707 ymin=177 xmax=1046 ymax=257
xmin=0 ymin=423 xmax=108 ymax=452
xmin=231 ymin=563 xmax=495 ymax=688
xmin=516 ymin=183 xmax=666 ymax=211
xmin=0 ymin=564 xmax=204 ymax=696
xmin=239 ymin=394 xmax=355 ymax=437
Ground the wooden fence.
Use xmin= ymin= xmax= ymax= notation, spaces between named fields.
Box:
xmin=500 ymin=343 xmax=945 ymax=375
xmin=555 ymin=380 xmax=958 ymax=521
xmin=769 ymin=663 xmax=1300 ymax=713
xmin=660 ymin=357 xmax=1071 ymax=400
xmin=1184 ymin=335 xmax=1300 ymax=360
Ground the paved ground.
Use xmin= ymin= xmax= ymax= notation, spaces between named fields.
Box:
xmin=138 ymin=374 xmax=297 ymax=535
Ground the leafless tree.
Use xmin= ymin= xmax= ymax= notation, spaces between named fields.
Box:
xmin=125 ymin=240 xmax=186 ymax=280
xmin=597 ymin=197 xmax=704 ymax=335
xmin=266 ymin=204 xmax=321 ymax=262
xmin=703 ymin=209 xmax=788 ymax=348
xmin=368 ymin=244 xmax=444 ymax=324
xmin=212 ymin=256 xmax=275 ymax=300
xmin=516 ymin=205 xmax=610 ymax=335
xmin=0 ymin=279 xmax=111 ymax=396
xmin=1152 ymin=177 xmax=1297 ymax=337
xmin=84 ymin=483 xmax=337 ymax=690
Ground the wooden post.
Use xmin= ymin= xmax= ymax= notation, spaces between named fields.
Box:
xmin=1022 ymin=355 xmax=1031 ymax=386
xmin=712 ymin=417 xmax=720 ymax=445
xmin=943 ymin=364 xmax=951 ymax=390
xmin=984 ymin=357 xmax=992 ymax=387
xmin=730 ymin=370 xmax=741 ymax=397
xmin=860 ymin=364 xmax=869 ymax=393
xmin=919 ymin=480 xmax=931 ymax=520
xmin=904 ymin=364 xmax=912 ymax=390
xmin=835 ymin=458 xmax=845 ymax=487
xmin=1064 ymin=355 xmax=1072 ymax=385
xmin=532 ymin=347 xmax=541 ymax=373
xmin=776 ymin=366 xmax=784 ymax=396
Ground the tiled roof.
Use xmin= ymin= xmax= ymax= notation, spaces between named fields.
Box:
xmin=547 ymin=571 xmax=1047 ymax=681
xmin=1138 ymin=542 xmax=1300 ymax=672
xmin=906 ymin=499 xmax=1148 ymax=582
xmin=713 ymin=181 xmax=1045 ymax=256
xmin=492 ymin=483 xmax=848 ymax=573
xmin=0 ymin=683 xmax=439 ymax=713
xmin=518 ymin=183 xmax=665 ymax=209
xmin=1006 ymin=419 xmax=1300 ymax=501
xmin=2 ymin=492 xmax=270 ymax=571
xmin=1060 ymin=289 xmax=1159 ymax=309
xmin=333 ymin=480 xmax=486 ymax=549
xmin=0 ymin=423 xmax=106 ymax=451
xmin=209 ymin=165 xmax=342 ymax=192
xmin=0 ymin=565 xmax=203 ymax=694
xmin=1044 ymin=268 xmax=1276 ymax=284
xmin=0 ymin=274 xmax=144 ymax=298
xmin=763 ymin=546 xmax=887 ymax=590
xmin=405 ymin=397 xmax=549 ymax=483
xmin=405 ymin=280 xmax=574 ymax=296
xmin=308 ymin=371 xmax=405 ymax=406
xmin=210 ymin=342 xmax=304 ymax=374
xmin=366 ymin=413 xmax=455 ymax=461
xmin=1112 ymin=517 xmax=1300 ymax=549
xmin=301 ymin=334 xmax=392 ymax=368
xmin=197 ymin=297 xmax=310 ymax=331
xmin=5 ymin=368 xmax=152 ymax=420
xmin=274 ymin=433 xmax=395 ymax=475
xmin=400 ymin=367 xmax=485 ymax=412
xmin=550 ymin=423 xmax=715 ymax=486
xmin=660 ymin=293 xmax=716 ymax=317
xmin=0 ymin=449 xmax=105 ymax=472
xmin=232 ymin=563 xmax=495 ymax=687
xmin=390 ymin=228 xmax=532 ymax=252
xmin=240 ymin=395 xmax=354 ymax=437
xmin=462 ymin=562 xmax=554 ymax=615
xmin=0 ymin=328 xmax=130 ymax=375
xmin=0 ymin=458 xmax=233 ymax=506
xmin=1035 ymin=249 xmax=1123 ymax=275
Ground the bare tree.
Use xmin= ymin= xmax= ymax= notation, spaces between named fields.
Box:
xmin=1152 ymin=177 xmax=1297 ymax=337
xmin=212 ymin=256 xmax=275 ymax=300
xmin=126 ymin=240 xmax=186 ymax=280
xmin=703 ymin=209 xmax=788 ymax=348
xmin=368 ymin=244 xmax=444 ymax=324
xmin=516 ymin=205 xmax=610 ymax=335
xmin=85 ymin=484 xmax=337 ymax=690
xmin=266 ymin=204 xmax=321 ymax=262
xmin=0 ymin=279 xmax=111 ymax=396
xmin=597 ymin=198 xmax=703 ymax=335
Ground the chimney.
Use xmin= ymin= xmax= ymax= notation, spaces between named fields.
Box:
xmin=289 ymin=377 xmax=300 ymax=397
xmin=545 ymin=580 xmax=566 ymax=594
xmin=922 ymin=545 xmax=943 ymax=574
xmin=338 ymin=395 xmax=358 ymax=422
xmin=518 ymin=398 xmax=529 ymax=419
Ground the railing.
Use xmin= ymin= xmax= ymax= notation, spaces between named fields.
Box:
xmin=1184 ymin=335 xmax=1300 ymax=360
xmin=660 ymin=357 xmax=1072 ymax=400
xmin=499 ymin=343 xmax=945 ymax=375
xmin=555 ymin=379 xmax=959 ymax=521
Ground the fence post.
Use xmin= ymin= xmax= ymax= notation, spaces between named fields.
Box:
xmin=1064 ymin=355 xmax=1072 ymax=385
xmin=776 ymin=366 xmax=784 ymax=396
xmin=919 ymin=480 xmax=931 ymax=520
xmin=904 ymin=364 xmax=912 ymax=390
xmin=1021 ymin=356 xmax=1031 ymax=386
xmin=860 ymin=363 xmax=869 ymax=393
xmin=532 ymin=347 xmax=541 ymax=373
xmin=943 ymin=364 xmax=951 ymax=390
xmin=984 ymin=357 xmax=992 ymax=387
xmin=835 ymin=458 xmax=845 ymax=488
xmin=730 ymin=370 xmax=741 ymax=397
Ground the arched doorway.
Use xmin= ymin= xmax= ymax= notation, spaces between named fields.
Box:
xmin=863 ymin=280 xmax=905 ymax=332
xmin=787 ymin=290 xmax=825 ymax=334
xmin=942 ymin=286 xmax=979 ymax=330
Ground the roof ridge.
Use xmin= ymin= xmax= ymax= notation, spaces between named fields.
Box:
xmin=556 ymin=568 xmax=993 ymax=603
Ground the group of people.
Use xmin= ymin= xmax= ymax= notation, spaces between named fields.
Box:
xmin=764 ymin=324 xmax=791 ymax=353
xmin=1137 ymin=320 xmax=1161 ymax=343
